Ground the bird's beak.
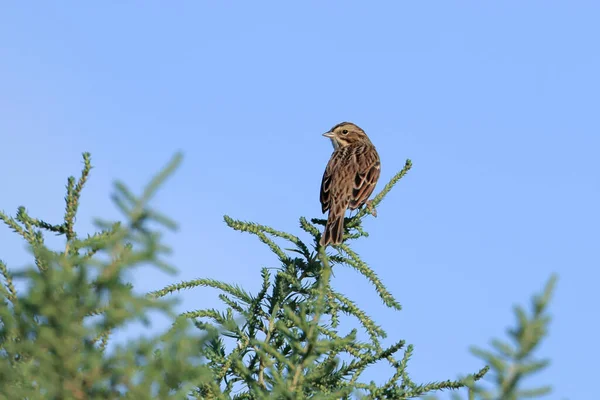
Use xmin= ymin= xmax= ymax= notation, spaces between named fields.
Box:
xmin=322 ymin=131 xmax=335 ymax=138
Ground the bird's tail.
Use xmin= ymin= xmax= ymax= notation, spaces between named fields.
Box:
xmin=320 ymin=209 xmax=345 ymax=247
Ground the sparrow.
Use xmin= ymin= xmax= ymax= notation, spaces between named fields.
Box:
xmin=319 ymin=122 xmax=381 ymax=247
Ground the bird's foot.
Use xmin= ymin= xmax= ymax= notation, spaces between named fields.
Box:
xmin=365 ymin=200 xmax=377 ymax=217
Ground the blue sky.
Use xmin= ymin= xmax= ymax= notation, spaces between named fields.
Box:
xmin=1 ymin=2 xmax=599 ymax=398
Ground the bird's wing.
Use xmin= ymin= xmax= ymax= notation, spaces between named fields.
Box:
xmin=320 ymin=154 xmax=337 ymax=213
xmin=349 ymin=147 xmax=380 ymax=210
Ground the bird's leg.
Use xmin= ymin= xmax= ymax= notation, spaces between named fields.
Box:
xmin=365 ymin=200 xmax=377 ymax=217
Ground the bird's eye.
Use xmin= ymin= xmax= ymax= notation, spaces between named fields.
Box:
xmin=342 ymin=129 xmax=349 ymax=134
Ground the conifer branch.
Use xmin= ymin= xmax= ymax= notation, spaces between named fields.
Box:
xmin=0 ymin=211 xmax=26 ymax=237
xmin=223 ymin=216 xmax=310 ymax=262
xmin=466 ymin=275 xmax=556 ymax=399
xmin=150 ymin=278 xmax=253 ymax=304
xmin=330 ymin=289 xmax=386 ymax=344
xmin=0 ymin=259 xmax=17 ymax=303
xmin=334 ymin=244 xmax=402 ymax=310
xmin=299 ymin=216 xmax=321 ymax=237
xmin=63 ymin=152 xmax=92 ymax=249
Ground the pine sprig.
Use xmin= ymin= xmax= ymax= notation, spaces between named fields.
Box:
xmin=425 ymin=276 xmax=557 ymax=400
xmin=333 ymin=244 xmax=402 ymax=310
xmin=0 ymin=259 xmax=17 ymax=303
xmin=64 ymin=152 xmax=92 ymax=243
xmin=467 ymin=275 xmax=557 ymax=399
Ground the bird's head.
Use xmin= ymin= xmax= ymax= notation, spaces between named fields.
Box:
xmin=323 ymin=122 xmax=371 ymax=149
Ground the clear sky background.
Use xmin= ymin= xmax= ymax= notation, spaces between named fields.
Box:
xmin=1 ymin=2 xmax=598 ymax=398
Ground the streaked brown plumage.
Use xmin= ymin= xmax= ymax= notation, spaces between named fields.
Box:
xmin=319 ymin=122 xmax=381 ymax=247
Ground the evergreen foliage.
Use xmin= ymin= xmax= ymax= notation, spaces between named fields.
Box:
xmin=468 ymin=275 xmax=556 ymax=400
xmin=426 ymin=275 xmax=557 ymax=400
xmin=1 ymin=152 xmax=490 ymax=399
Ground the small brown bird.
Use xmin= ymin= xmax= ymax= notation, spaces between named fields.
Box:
xmin=319 ymin=122 xmax=381 ymax=247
